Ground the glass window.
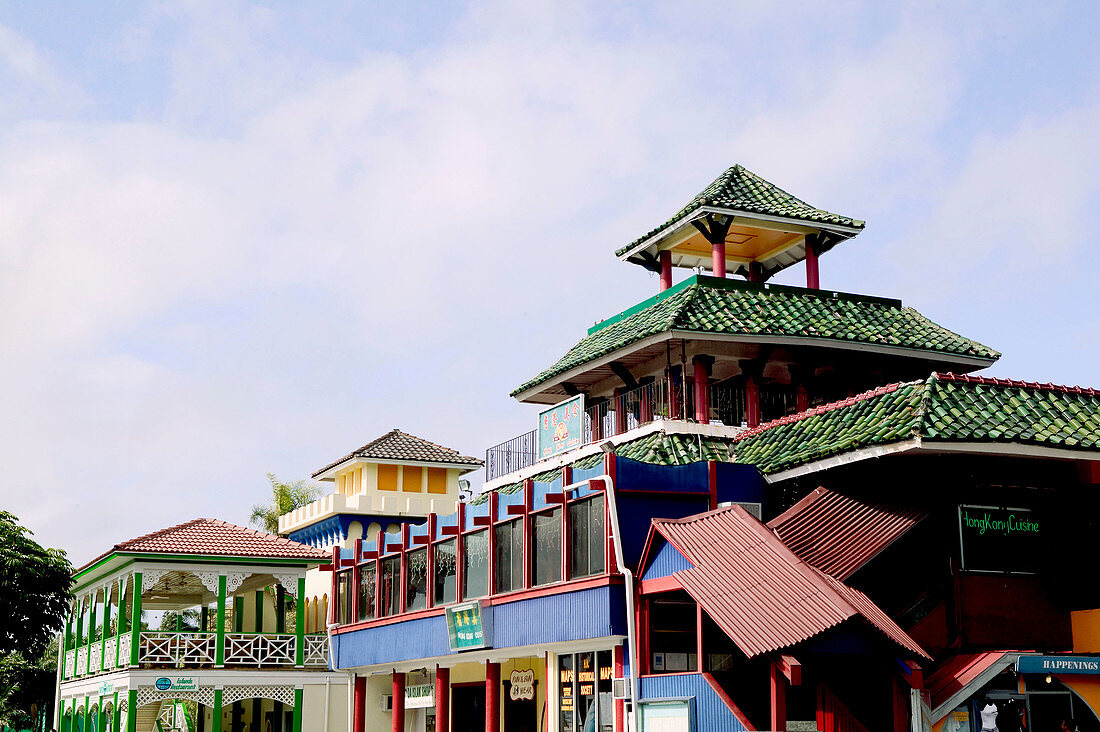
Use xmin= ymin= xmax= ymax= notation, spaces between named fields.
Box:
xmin=336 ymin=571 xmax=352 ymax=625
xmin=434 ymin=540 xmax=457 ymax=606
xmin=406 ymin=548 xmax=428 ymax=612
xmin=495 ymin=520 xmax=524 ymax=594
xmin=577 ymin=652 xmax=597 ymax=732
xmin=559 ymin=655 xmax=575 ymax=732
xmin=379 ymin=557 xmax=400 ymax=617
xmin=647 ymin=590 xmax=697 ymax=672
xmin=569 ymin=495 xmax=606 ymax=579
xmin=597 ymin=649 xmax=613 ymax=732
xmin=358 ymin=563 xmax=376 ymax=621
xmin=462 ymin=531 xmax=489 ymax=600
xmin=531 ymin=508 xmax=562 ymax=586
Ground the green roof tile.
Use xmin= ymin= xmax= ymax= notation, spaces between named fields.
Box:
xmin=734 ymin=374 xmax=1100 ymax=474
xmin=616 ymin=164 xmax=865 ymax=259
xmin=512 ymin=277 xmax=999 ymax=397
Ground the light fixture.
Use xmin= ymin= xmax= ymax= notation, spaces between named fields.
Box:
xmin=599 ymin=441 xmax=615 ymax=454
xmin=1046 ymin=674 xmax=1052 ymax=684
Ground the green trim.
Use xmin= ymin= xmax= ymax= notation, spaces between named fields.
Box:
xmin=88 ymin=602 xmax=97 ymax=661
xmin=128 ymin=573 xmax=142 ymax=666
xmin=294 ymin=577 xmax=305 ymax=667
xmin=115 ymin=578 xmax=126 ymax=665
xmin=254 ymin=590 xmax=264 ymax=633
xmin=215 ymin=575 xmax=226 ymax=666
xmin=125 ymin=691 xmax=136 ymax=732
xmin=99 ymin=593 xmax=109 ymax=672
xmin=211 ymin=689 xmax=223 ymax=732
xmin=73 ymin=553 xmax=323 ymax=585
xmin=291 ymin=689 xmax=303 ymax=732
xmin=112 ymin=693 xmax=119 ymax=732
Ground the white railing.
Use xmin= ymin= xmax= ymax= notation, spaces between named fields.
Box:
xmin=75 ymin=650 xmax=87 ymax=676
xmin=304 ymin=635 xmax=329 ymax=667
xmin=224 ymin=633 xmax=295 ymax=666
xmin=64 ymin=649 xmax=75 ymax=678
xmin=117 ymin=634 xmax=132 ymax=666
xmin=104 ymin=637 xmax=117 ymax=670
xmin=89 ymin=642 xmax=102 ymax=672
xmin=138 ymin=632 xmax=216 ymax=665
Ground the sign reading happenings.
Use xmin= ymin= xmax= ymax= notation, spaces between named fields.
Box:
xmin=958 ymin=505 xmax=1041 ymax=574
xmin=537 ymin=395 xmax=585 ymax=459
xmin=1017 ymin=655 xmax=1100 ymax=675
xmin=446 ymin=600 xmax=493 ymax=652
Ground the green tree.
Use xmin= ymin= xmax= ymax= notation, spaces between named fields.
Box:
xmin=249 ymin=473 xmax=321 ymax=535
xmin=0 ymin=512 xmax=72 ymax=729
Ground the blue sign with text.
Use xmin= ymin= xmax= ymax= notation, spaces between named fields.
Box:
xmin=1017 ymin=656 xmax=1100 ymax=675
xmin=537 ymin=395 xmax=585 ymax=459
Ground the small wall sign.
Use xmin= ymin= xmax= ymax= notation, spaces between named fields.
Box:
xmin=446 ymin=600 xmax=493 ymax=652
xmin=509 ymin=669 xmax=535 ymax=701
xmin=405 ymin=684 xmax=435 ymax=709
xmin=154 ymin=677 xmax=199 ymax=692
xmin=537 ymin=395 xmax=585 ymax=459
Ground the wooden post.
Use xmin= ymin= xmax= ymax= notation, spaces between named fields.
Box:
xmin=711 ymin=238 xmax=726 ymax=278
xmin=805 ymin=237 xmax=820 ymax=290
xmin=352 ymin=676 xmax=366 ymax=732
xmin=351 ymin=539 xmax=362 ymax=622
xmin=485 ymin=662 xmax=500 ymax=732
xmin=748 ymin=261 xmax=763 ymax=282
xmin=613 ymin=388 xmax=627 ymax=436
xmin=659 ymin=251 xmax=672 ymax=292
xmin=392 ymin=671 xmax=405 ymax=732
xmin=692 ymin=356 xmax=713 ymax=423
xmin=128 ymin=574 xmax=142 ymax=667
xmin=295 ymin=577 xmax=306 ymax=667
xmin=770 ymin=662 xmax=787 ymax=732
xmin=668 ymin=365 xmax=682 ymax=421
xmin=435 ymin=666 xmax=450 ymax=732
xmin=215 ymin=575 xmax=227 ymax=667
xmin=638 ymin=378 xmax=654 ymax=424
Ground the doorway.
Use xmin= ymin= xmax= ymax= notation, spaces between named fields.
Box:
xmin=503 ymin=681 xmax=538 ymax=732
xmin=451 ymin=683 xmax=485 ymax=732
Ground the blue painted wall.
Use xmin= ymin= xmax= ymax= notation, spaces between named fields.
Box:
xmin=640 ymin=539 xmax=692 ymax=581
xmin=332 ymin=584 xmax=627 ymax=668
xmin=639 ymin=674 xmax=748 ymax=732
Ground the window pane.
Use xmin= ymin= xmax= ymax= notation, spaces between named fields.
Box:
xmin=559 ymin=654 xmax=575 ymax=732
xmin=406 ymin=549 xmax=428 ymax=612
xmin=358 ymin=564 xmax=376 ymax=621
xmin=434 ymin=539 xmax=457 ymax=606
xmin=380 ymin=557 xmax=400 ymax=617
xmin=569 ymin=500 xmax=590 ymax=579
xmin=648 ymin=590 xmax=697 ymax=672
xmin=532 ymin=509 xmax=562 ymax=586
xmin=577 ymin=652 xmax=596 ymax=732
xmin=336 ymin=572 xmax=351 ymax=625
xmin=463 ymin=531 xmax=489 ymax=600
xmin=589 ymin=495 xmax=605 ymax=574
xmin=495 ymin=520 xmax=524 ymax=594
xmin=597 ymin=649 xmax=613 ymax=732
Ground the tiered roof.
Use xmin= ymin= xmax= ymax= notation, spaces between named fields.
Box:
xmin=512 ymin=276 xmax=999 ymax=398
xmin=313 ymin=428 xmax=482 ymax=478
xmin=735 ymin=373 xmax=1100 ymax=475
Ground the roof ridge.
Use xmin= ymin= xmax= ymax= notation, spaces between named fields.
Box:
xmin=116 ymin=517 xmax=209 ymax=550
xmin=734 ymin=380 xmax=918 ymax=442
xmin=933 ymin=371 xmax=1100 ymax=396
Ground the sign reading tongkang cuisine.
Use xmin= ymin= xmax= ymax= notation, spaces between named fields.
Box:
xmin=958 ymin=505 xmax=1041 ymax=574
xmin=537 ymin=395 xmax=585 ymax=459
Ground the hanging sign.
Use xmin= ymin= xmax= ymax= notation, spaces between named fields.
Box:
xmin=958 ymin=505 xmax=1041 ymax=573
xmin=509 ymin=669 xmax=535 ymax=701
xmin=98 ymin=681 xmax=114 ymax=696
xmin=446 ymin=600 xmax=493 ymax=652
xmin=154 ymin=676 xmax=199 ymax=692
xmin=1017 ymin=655 xmax=1100 ymax=675
xmin=405 ymin=685 xmax=435 ymax=709
xmin=537 ymin=395 xmax=585 ymax=459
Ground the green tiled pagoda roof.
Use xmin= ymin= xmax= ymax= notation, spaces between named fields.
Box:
xmin=735 ymin=373 xmax=1100 ymax=475
xmin=616 ymin=164 xmax=865 ymax=259
xmin=511 ymin=276 xmax=999 ymax=397
xmin=470 ymin=431 xmax=735 ymax=504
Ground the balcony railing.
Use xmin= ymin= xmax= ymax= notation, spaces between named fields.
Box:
xmin=485 ymin=379 xmax=803 ymax=481
xmin=61 ymin=631 xmax=329 ymax=679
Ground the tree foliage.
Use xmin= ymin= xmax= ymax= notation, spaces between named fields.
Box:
xmin=0 ymin=513 xmax=71 ymax=728
xmin=249 ymin=473 xmax=321 ymax=535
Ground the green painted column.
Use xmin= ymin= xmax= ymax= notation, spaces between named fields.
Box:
xmin=112 ymin=693 xmax=120 ymax=732
xmin=291 ymin=689 xmax=303 ymax=732
xmin=89 ymin=600 xmax=98 ymax=667
xmin=125 ymin=691 xmax=137 ymax=732
xmin=75 ymin=600 xmax=85 ymax=676
xmin=129 ymin=574 xmax=142 ymax=666
xmin=254 ymin=590 xmax=264 ymax=633
xmin=211 ymin=690 xmax=222 ymax=732
xmin=294 ymin=578 xmax=305 ymax=667
xmin=100 ymin=585 xmax=110 ymax=672
xmin=63 ymin=615 xmax=72 ymax=678
xmin=215 ymin=575 xmax=227 ymax=667
xmin=233 ymin=597 xmax=243 ymax=633
xmin=116 ymin=579 xmax=127 ymax=667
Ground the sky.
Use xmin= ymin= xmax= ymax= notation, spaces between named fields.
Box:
xmin=2 ymin=1 xmax=1099 ymax=565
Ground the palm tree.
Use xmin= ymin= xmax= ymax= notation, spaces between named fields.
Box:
xmin=250 ymin=473 xmax=322 ymax=535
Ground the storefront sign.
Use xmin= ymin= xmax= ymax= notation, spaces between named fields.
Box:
xmin=509 ymin=669 xmax=535 ymax=701
xmin=537 ymin=395 xmax=585 ymax=459
xmin=958 ymin=505 xmax=1041 ymax=573
xmin=98 ymin=682 xmax=114 ymax=696
xmin=446 ymin=600 xmax=493 ymax=652
xmin=405 ymin=684 xmax=434 ymax=709
xmin=154 ymin=676 xmax=199 ymax=692
xmin=1017 ymin=655 xmax=1100 ymax=674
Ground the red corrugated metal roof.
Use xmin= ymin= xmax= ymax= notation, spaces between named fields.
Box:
xmin=654 ymin=506 xmax=929 ymax=660
xmin=927 ymin=652 xmax=1010 ymax=711
xmin=78 ymin=518 xmax=329 ymax=571
xmin=767 ymin=487 xmax=926 ymax=580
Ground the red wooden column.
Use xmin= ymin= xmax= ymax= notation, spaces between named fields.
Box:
xmin=805 ymin=237 xmax=820 ymax=290
xmin=435 ymin=666 xmax=450 ymax=732
xmin=770 ymin=663 xmax=787 ymax=732
xmin=789 ymin=365 xmax=811 ymax=414
xmin=590 ymin=399 xmax=605 ymax=442
xmin=746 ymin=374 xmax=760 ymax=428
xmin=613 ymin=388 xmax=627 ymax=436
xmin=659 ymin=251 xmax=672 ymax=292
xmin=352 ymin=676 xmax=366 ymax=732
xmin=392 ymin=671 xmax=405 ymax=732
xmin=748 ymin=261 xmax=763 ymax=282
xmin=711 ymin=237 xmax=726 ymax=278
xmin=613 ymin=646 xmax=625 ymax=732
xmin=638 ymin=378 xmax=654 ymax=424
xmin=350 ymin=538 xmax=362 ymax=622
xmin=692 ymin=356 xmax=713 ymax=423
xmin=485 ymin=661 xmax=500 ymax=732
xmin=668 ymin=365 xmax=682 ymax=420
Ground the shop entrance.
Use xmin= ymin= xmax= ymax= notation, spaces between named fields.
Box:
xmin=451 ymin=683 xmax=485 ymax=732
xmin=503 ymin=680 xmax=538 ymax=732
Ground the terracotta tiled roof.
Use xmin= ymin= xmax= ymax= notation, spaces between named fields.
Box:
xmin=767 ymin=487 xmax=926 ymax=580
xmin=735 ymin=373 xmax=1100 ymax=474
xmin=313 ymin=429 xmax=482 ymax=478
xmin=99 ymin=518 xmax=329 ymax=566
xmin=652 ymin=506 xmax=928 ymax=659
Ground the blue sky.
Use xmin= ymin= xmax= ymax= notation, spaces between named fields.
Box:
xmin=2 ymin=1 xmax=1099 ymax=564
